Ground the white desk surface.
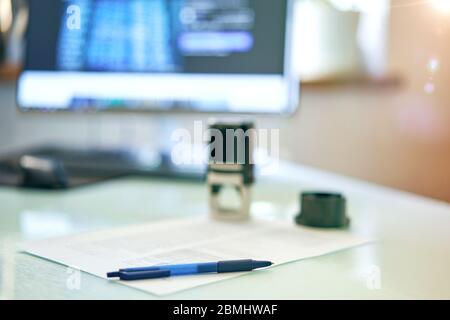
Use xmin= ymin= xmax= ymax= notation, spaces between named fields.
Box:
xmin=0 ymin=162 xmax=449 ymax=299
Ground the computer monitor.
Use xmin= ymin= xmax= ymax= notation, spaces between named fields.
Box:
xmin=17 ymin=0 xmax=298 ymax=114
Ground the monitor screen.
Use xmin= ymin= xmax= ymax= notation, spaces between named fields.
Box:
xmin=17 ymin=0 xmax=298 ymax=114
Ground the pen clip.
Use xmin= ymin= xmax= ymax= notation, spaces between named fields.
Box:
xmin=119 ymin=270 xmax=171 ymax=281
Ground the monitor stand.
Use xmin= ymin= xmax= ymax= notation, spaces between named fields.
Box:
xmin=0 ymin=145 xmax=206 ymax=189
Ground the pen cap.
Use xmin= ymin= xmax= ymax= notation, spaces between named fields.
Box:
xmin=295 ymin=192 xmax=350 ymax=228
xmin=217 ymin=259 xmax=254 ymax=272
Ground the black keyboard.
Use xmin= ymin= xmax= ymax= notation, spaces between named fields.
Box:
xmin=0 ymin=145 xmax=205 ymax=189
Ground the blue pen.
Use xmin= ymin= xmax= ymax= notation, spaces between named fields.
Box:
xmin=107 ymin=259 xmax=273 ymax=281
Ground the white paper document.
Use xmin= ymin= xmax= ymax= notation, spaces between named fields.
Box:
xmin=22 ymin=217 xmax=368 ymax=295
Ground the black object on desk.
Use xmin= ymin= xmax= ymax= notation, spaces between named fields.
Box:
xmin=0 ymin=145 xmax=206 ymax=189
xmin=295 ymin=192 xmax=350 ymax=228
xmin=19 ymin=155 xmax=68 ymax=189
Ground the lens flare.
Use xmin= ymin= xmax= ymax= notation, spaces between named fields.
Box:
xmin=424 ymin=82 xmax=435 ymax=94
xmin=428 ymin=58 xmax=440 ymax=73
xmin=431 ymin=0 xmax=450 ymax=13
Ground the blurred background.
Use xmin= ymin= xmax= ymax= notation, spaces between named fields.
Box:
xmin=0 ymin=0 xmax=449 ymax=202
